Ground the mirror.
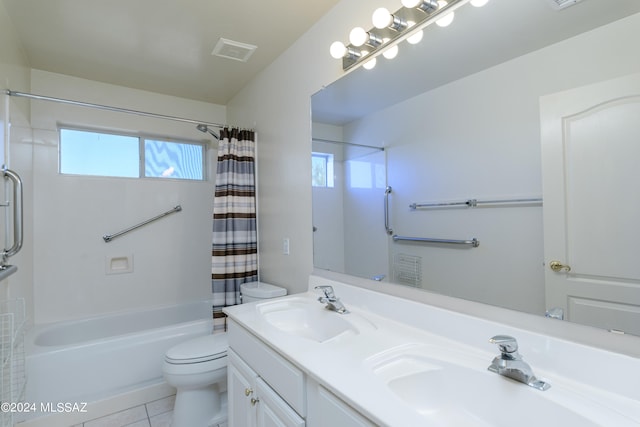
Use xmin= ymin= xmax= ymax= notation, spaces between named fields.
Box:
xmin=312 ymin=0 xmax=640 ymax=334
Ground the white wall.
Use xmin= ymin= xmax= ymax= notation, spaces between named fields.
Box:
xmin=0 ymin=0 xmax=30 ymax=303
xmin=227 ymin=0 xmax=399 ymax=294
xmin=11 ymin=70 xmax=226 ymax=323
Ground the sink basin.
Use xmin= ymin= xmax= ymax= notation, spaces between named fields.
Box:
xmin=257 ymin=298 xmax=358 ymax=343
xmin=369 ymin=347 xmax=635 ymax=426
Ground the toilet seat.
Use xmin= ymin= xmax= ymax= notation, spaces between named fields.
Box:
xmin=165 ymin=333 xmax=228 ymax=365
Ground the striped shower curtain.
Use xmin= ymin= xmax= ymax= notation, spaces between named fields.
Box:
xmin=211 ymin=128 xmax=258 ymax=308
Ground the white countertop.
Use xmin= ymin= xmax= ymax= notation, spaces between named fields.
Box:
xmin=224 ymin=275 xmax=640 ymax=426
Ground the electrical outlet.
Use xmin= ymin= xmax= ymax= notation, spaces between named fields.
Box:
xmin=283 ymin=238 xmax=290 ymax=255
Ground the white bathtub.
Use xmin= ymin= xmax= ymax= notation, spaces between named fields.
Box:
xmin=23 ymin=299 xmax=215 ymax=416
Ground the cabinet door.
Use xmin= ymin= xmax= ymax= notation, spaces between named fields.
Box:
xmin=256 ymin=378 xmax=305 ymax=427
xmin=313 ymin=385 xmax=376 ymax=427
xmin=228 ymin=348 xmax=258 ymax=427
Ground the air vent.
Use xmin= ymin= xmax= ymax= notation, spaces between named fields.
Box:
xmin=212 ymin=38 xmax=257 ymax=62
xmin=393 ymin=253 xmax=422 ymax=287
xmin=546 ymin=0 xmax=584 ymax=10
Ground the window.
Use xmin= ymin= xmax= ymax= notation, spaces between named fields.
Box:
xmin=312 ymin=152 xmax=334 ymax=188
xmin=59 ymin=128 xmax=205 ymax=180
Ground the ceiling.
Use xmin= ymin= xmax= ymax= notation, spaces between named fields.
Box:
xmin=2 ymin=0 xmax=341 ymax=105
xmin=312 ymin=0 xmax=640 ymax=125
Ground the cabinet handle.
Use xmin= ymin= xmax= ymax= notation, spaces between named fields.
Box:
xmin=251 ymin=397 xmax=260 ymax=406
xmin=245 ymin=388 xmax=253 ymax=397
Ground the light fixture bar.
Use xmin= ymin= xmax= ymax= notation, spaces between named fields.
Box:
xmin=341 ymin=0 xmax=470 ymax=71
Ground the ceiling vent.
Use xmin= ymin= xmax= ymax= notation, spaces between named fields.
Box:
xmin=546 ymin=0 xmax=584 ymax=10
xmin=212 ymin=38 xmax=257 ymax=62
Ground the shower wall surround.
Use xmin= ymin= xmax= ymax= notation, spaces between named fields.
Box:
xmin=10 ymin=70 xmax=227 ymax=324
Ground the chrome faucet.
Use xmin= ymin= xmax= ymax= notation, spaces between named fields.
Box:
xmin=488 ymin=335 xmax=550 ymax=391
xmin=314 ymin=285 xmax=349 ymax=314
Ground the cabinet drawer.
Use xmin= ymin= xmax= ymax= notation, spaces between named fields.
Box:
xmin=228 ymin=320 xmax=306 ymax=416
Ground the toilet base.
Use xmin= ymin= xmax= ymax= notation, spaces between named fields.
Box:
xmin=170 ymin=384 xmax=227 ymax=427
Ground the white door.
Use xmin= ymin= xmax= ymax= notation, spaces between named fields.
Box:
xmin=540 ymin=73 xmax=640 ymax=335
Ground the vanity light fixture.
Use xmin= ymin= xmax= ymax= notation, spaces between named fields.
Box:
xmin=349 ymin=27 xmax=383 ymax=47
xmin=329 ymin=41 xmax=361 ymax=60
xmin=330 ymin=0 xmax=489 ymax=71
xmin=372 ymin=7 xmax=408 ymax=31
xmin=402 ymin=0 xmax=439 ymax=13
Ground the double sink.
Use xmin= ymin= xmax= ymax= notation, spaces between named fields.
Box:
xmin=253 ymin=293 xmax=637 ymax=426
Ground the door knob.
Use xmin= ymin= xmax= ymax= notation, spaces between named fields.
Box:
xmin=549 ymin=261 xmax=571 ymax=272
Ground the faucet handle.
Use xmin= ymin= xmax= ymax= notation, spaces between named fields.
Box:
xmin=314 ymin=285 xmax=336 ymax=299
xmin=489 ymin=335 xmax=519 ymax=354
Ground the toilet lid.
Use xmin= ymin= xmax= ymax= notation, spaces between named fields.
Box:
xmin=241 ymin=282 xmax=287 ymax=298
xmin=165 ymin=333 xmax=228 ymax=364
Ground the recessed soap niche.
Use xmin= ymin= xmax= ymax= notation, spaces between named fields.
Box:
xmin=106 ymin=255 xmax=134 ymax=275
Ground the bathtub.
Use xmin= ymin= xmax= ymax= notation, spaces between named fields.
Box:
xmin=22 ymin=299 xmax=215 ymax=421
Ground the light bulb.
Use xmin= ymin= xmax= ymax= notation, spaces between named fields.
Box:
xmin=470 ymin=0 xmax=489 ymax=6
xmin=383 ymin=44 xmax=398 ymax=59
xmin=329 ymin=41 xmax=346 ymax=59
xmin=349 ymin=27 xmax=368 ymax=47
xmin=406 ymin=21 xmax=423 ymax=45
xmin=372 ymin=8 xmax=392 ymax=29
xmin=436 ymin=1 xmax=455 ymax=27
xmin=363 ymin=57 xmax=377 ymax=70
xmin=401 ymin=0 xmax=421 ymax=7
xmin=407 ymin=30 xmax=424 ymax=44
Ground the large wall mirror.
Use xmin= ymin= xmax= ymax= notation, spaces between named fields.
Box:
xmin=311 ymin=0 xmax=640 ymax=335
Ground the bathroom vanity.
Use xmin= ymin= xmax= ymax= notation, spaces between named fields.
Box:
xmin=224 ymin=273 xmax=640 ymax=426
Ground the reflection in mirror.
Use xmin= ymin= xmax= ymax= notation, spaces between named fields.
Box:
xmin=312 ymin=0 xmax=640 ymax=335
xmin=312 ymin=128 xmax=387 ymax=280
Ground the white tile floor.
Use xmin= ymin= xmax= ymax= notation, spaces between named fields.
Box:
xmin=68 ymin=394 xmax=228 ymax=427
xmin=69 ymin=395 xmax=175 ymax=427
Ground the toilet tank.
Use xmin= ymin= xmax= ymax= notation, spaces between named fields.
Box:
xmin=240 ymin=282 xmax=287 ymax=303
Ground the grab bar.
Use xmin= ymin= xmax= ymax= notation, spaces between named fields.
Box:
xmin=2 ymin=169 xmax=23 ymax=265
xmin=103 ymin=205 xmax=182 ymax=242
xmin=384 ymin=186 xmax=393 ymax=235
xmin=410 ymin=197 xmax=542 ymax=210
xmin=393 ymin=235 xmax=479 ymax=248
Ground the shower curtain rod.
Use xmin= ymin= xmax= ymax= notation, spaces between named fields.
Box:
xmin=312 ymin=137 xmax=384 ymax=151
xmin=5 ymin=90 xmax=226 ymax=129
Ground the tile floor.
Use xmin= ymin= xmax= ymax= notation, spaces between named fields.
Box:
xmin=69 ymin=395 xmax=228 ymax=427
xmin=70 ymin=395 xmax=175 ymax=427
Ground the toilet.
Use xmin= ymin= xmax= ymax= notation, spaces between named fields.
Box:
xmin=162 ymin=282 xmax=286 ymax=427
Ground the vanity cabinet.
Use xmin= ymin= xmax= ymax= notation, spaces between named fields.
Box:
xmin=227 ymin=321 xmax=305 ymax=427
xmin=228 ymin=319 xmax=377 ymax=427
xmin=228 ymin=348 xmax=304 ymax=427
xmin=227 ymin=348 xmax=257 ymax=427
xmin=307 ymin=382 xmax=377 ymax=427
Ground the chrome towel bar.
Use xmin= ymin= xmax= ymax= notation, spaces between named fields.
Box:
xmin=2 ymin=169 xmax=24 ymax=266
xmin=103 ymin=205 xmax=182 ymax=243
xmin=384 ymin=186 xmax=393 ymax=235
xmin=410 ymin=197 xmax=542 ymax=210
xmin=393 ymin=235 xmax=479 ymax=248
